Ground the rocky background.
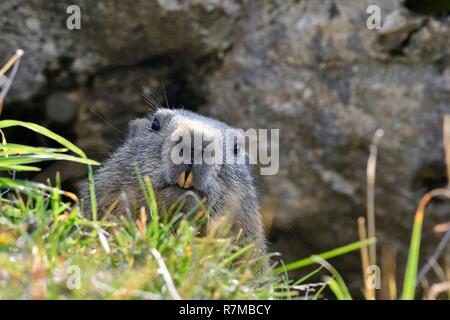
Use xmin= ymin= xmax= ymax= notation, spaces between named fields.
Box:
xmin=1 ymin=0 xmax=450 ymax=296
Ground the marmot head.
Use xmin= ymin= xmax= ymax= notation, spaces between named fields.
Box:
xmin=85 ymin=108 xmax=266 ymax=254
xmin=89 ymin=108 xmax=259 ymax=223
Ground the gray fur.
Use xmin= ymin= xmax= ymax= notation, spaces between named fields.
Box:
xmin=81 ymin=108 xmax=266 ymax=255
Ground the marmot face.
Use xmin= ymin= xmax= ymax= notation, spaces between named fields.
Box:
xmin=126 ymin=108 xmax=256 ymax=216
xmin=83 ymin=108 xmax=266 ymax=254
xmin=85 ymin=109 xmax=266 ymax=254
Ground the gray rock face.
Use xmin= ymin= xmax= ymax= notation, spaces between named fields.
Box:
xmin=200 ymin=0 xmax=450 ymax=285
xmin=0 ymin=0 xmax=245 ymax=101
xmin=1 ymin=0 xmax=450 ymax=293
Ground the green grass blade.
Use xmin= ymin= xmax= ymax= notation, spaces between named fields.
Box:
xmin=313 ymin=281 xmax=329 ymax=300
xmin=87 ymin=166 xmax=97 ymax=221
xmin=0 ymin=154 xmax=98 ymax=166
xmin=327 ymin=277 xmax=350 ymax=300
xmin=144 ymin=175 xmax=158 ymax=221
xmin=0 ymin=120 xmax=100 ymax=220
xmin=313 ymin=256 xmax=352 ymax=300
xmin=0 ymin=143 xmax=68 ymax=155
xmin=272 ymin=238 xmax=376 ymax=274
xmin=292 ymin=266 xmax=324 ymax=286
xmin=0 ymin=120 xmax=86 ymax=158
xmin=0 ymin=177 xmax=78 ymax=202
xmin=401 ymin=214 xmax=423 ymax=299
xmin=400 ymin=188 xmax=450 ymax=299
xmin=222 ymin=243 xmax=255 ymax=266
xmin=0 ymin=164 xmax=41 ymax=171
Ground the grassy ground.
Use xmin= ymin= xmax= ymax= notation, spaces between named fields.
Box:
xmin=0 ymin=120 xmax=374 ymax=300
xmin=0 ymin=119 xmax=285 ymax=299
xmin=0 ymin=50 xmax=449 ymax=300
xmin=0 ymin=178 xmax=283 ymax=300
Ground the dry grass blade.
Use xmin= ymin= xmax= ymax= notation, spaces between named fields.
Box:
xmin=444 ymin=115 xmax=450 ymax=188
xmin=381 ymin=246 xmax=397 ymax=300
xmin=136 ymin=206 xmax=147 ymax=240
xmin=433 ymin=222 xmax=450 ymax=233
xmin=97 ymin=227 xmax=111 ymax=254
xmin=417 ymin=228 xmax=450 ymax=284
xmin=426 ymin=281 xmax=450 ymax=300
xmin=446 ymin=256 xmax=450 ymax=299
xmin=357 ymin=217 xmax=374 ymax=299
xmin=0 ymin=49 xmax=24 ymax=115
xmin=30 ymin=245 xmax=48 ymax=300
xmin=367 ymin=129 xmax=384 ymax=268
xmin=151 ymin=248 xmax=181 ymax=300
xmin=0 ymin=49 xmax=23 ymax=77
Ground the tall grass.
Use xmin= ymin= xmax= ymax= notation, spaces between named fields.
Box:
xmin=0 ymin=120 xmax=373 ymax=299
xmin=0 ymin=116 xmax=378 ymax=299
xmin=400 ymin=116 xmax=450 ymax=299
xmin=1 ymin=49 xmax=448 ymax=300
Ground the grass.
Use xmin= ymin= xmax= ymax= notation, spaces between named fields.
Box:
xmin=0 ymin=120 xmax=280 ymax=299
xmin=0 ymin=180 xmax=282 ymax=299
xmin=0 ymin=49 xmax=449 ymax=300
xmin=0 ymin=118 xmax=375 ymax=300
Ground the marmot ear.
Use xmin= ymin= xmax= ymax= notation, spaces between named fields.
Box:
xmin=128 ymin=118 xmax=150 ymax=138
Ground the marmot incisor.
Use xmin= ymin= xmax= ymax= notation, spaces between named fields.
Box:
xmin=82 ymin=108 xmax=266 ymax=255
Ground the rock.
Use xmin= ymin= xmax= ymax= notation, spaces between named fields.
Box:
xmin=403 ymin=0 xmax=450 ymax=16
xmin=46 ymin=92 xmax=77 ymax=125
xmin=0 ymin=0 xmax=245 ymax=101
xmin=69 ymin=67 xmax=166 ymax=161
xmin=199 ymin=0 xmax=450 ymax=289
xmin=375 ymin=9 xmax=425 ymax=53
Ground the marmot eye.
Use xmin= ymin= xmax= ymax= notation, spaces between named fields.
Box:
xmin=151 ymin=117 xmax=161 ymax=131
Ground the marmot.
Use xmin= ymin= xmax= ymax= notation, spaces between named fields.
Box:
xmin=82 ymin=108 xmax=266 ymax=255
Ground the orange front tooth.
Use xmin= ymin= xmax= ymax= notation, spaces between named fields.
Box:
xmin=184 ymin=171 xmax=193 ymax=189
xmin=178 ymin=170 xmax=186 ymax=188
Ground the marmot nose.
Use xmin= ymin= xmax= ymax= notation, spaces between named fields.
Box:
xmin=178 ymin=168 xmax=193 ymax=189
